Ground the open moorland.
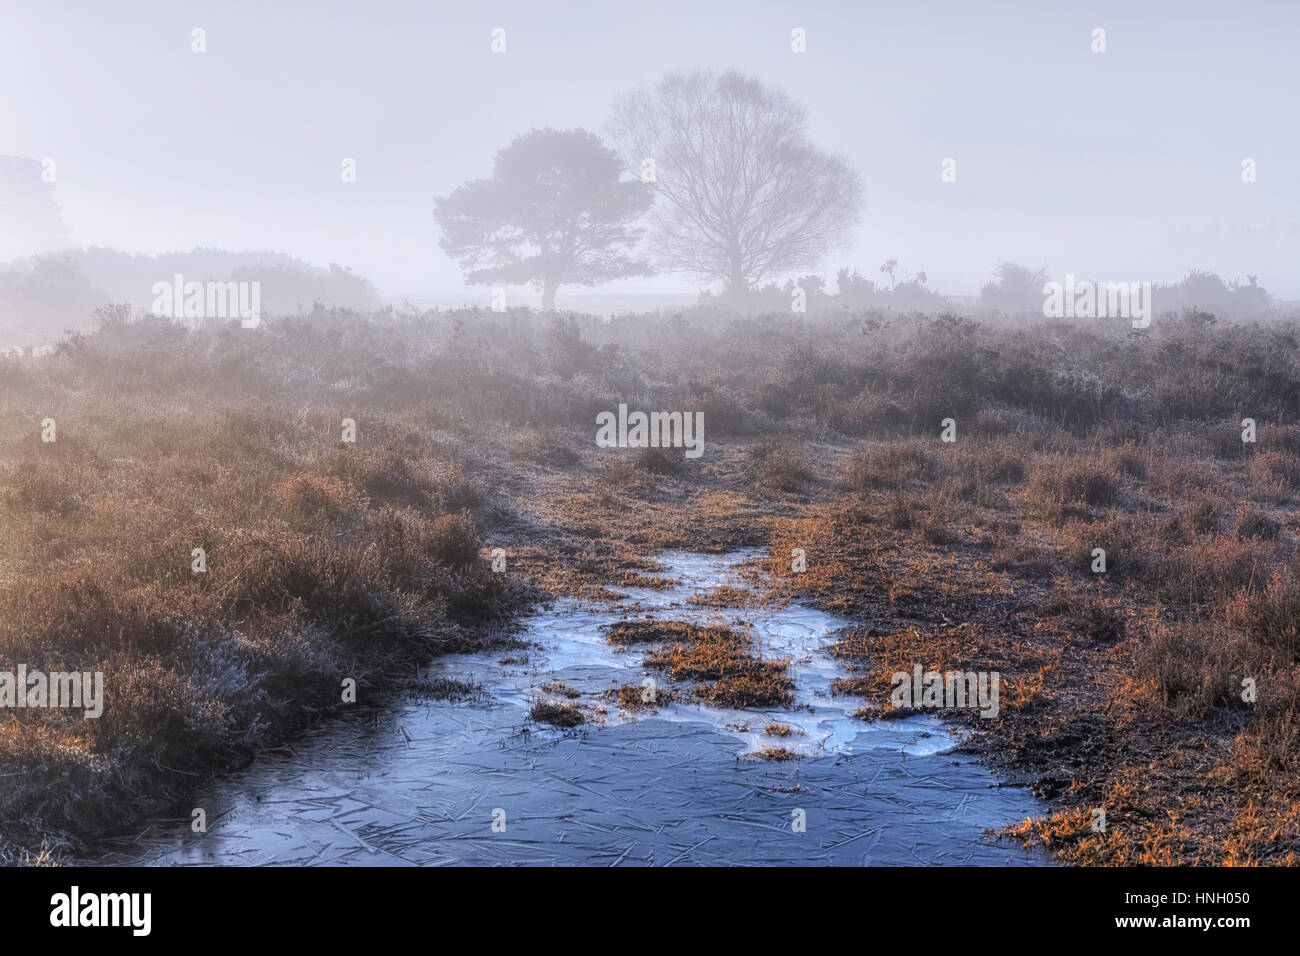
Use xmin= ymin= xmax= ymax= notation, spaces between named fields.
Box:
xmin=2 ymin=303 xmax=1299 ymax=865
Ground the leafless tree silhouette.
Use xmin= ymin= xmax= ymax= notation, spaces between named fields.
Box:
xmin=609 ymin=68 xmax=863 ymax=297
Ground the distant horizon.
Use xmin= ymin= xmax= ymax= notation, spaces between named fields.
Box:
xmin=5 ymin=0 xmax=1298 ymax=297
xmin=9 ymin=243 xmax=1294 ymax=308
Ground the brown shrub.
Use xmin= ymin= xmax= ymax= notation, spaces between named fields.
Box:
xmin=318 ymin=447 xmax=429 ymax=507
xmin=89 ymin=654 xmax=233 ymax=765
xmin=510 ymin=430 xmax=581 ymax=468
xmin=750 ymin=746 xmax=797 ymax=761
xmin=1025 ymin=457 xmax=1120 ymax=516
xmin=637 ymin=622 xmax=794 ymax=707
xmin=634 ymin=445 xmax=685 ymax=475
xmin=841 ymin=440 xmax=940 ymax=491
xmin=428 ymin=460 xmax=484 ymax=512
xmin=1055 ymin=513 xmax=1165 ymax=578
xmin=1247 ymin=450 xmax=1300 ymax=501
xmin=1234 ymin=504 xmax=1281 ymax=540
xmin=428 ymin=511 xmax=481 ymax=568
xmin=1225 ymin=566 xmax=1300 ymax=661
xmin=748 ymin=437 xmax=813 ymax=492
xmin=1151 ymin=535 xmax=1272 ymax=605
xmin=944 ymin=438 xmax=1027 ymax=506
xmin=605 ymin=683 xmax=676 ymax=710
xmin=605 ymin=619 xmax=710 ymax=646
xmin=1178 ymin=495 xmax=1225 ymax=535
xmin=1256 ymin=423 xmax=1300 ymax=456
xmin=694 ymin=668 xmax=794 ymax=707
xmin=1128 ymin=619 xmax=1260 ymax=718
xmin=275 ymin=473 xmax=368 ymax=526
xmin=1048 ymin=586 xmax=1126 ymax=644
xmin=1102 ymin=443 xmax=1149 ymax=480
xmin=529 ymin=699 xmax=585 ymax=727
xmin=2 ymin=462 xmax=82 ymax=514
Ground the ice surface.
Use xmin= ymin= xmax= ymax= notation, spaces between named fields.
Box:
xmin=84 ymin=551 xmax=1049 ymax=866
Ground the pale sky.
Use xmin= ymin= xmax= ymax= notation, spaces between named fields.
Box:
xmin=2 ymin=0 xmax=1297 ymax=297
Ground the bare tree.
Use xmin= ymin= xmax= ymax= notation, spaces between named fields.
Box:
xmin=609 ymin=69 xmax=862 ymax=297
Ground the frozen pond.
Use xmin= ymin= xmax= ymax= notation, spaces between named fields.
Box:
xmin=84 ymin=551 xmax=1049 ymax=865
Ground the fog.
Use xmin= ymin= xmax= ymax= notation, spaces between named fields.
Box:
xmin=6 ymin=0 xmax=1300 ymax=879
xmin=2 ymin=0 xmax=1297 ymax=305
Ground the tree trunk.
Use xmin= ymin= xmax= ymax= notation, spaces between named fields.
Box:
xmin=542 ymin=276 xmax=559 ymax=312
xmin=727 ymin=270 xmax=748 ymax=306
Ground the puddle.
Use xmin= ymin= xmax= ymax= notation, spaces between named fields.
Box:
xmin=83 ymin=551 xmax=1051 ymax=865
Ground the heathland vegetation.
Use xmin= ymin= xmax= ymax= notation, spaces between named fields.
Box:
xmin=3 ymin=300 xmax=1300 ymax=864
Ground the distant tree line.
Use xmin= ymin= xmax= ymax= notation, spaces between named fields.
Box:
xmin=0 ymin=249 xmax=381 ymax=347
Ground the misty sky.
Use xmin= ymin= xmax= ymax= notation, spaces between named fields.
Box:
xmin=3 ymin=0 xmax=1298 ymax=299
